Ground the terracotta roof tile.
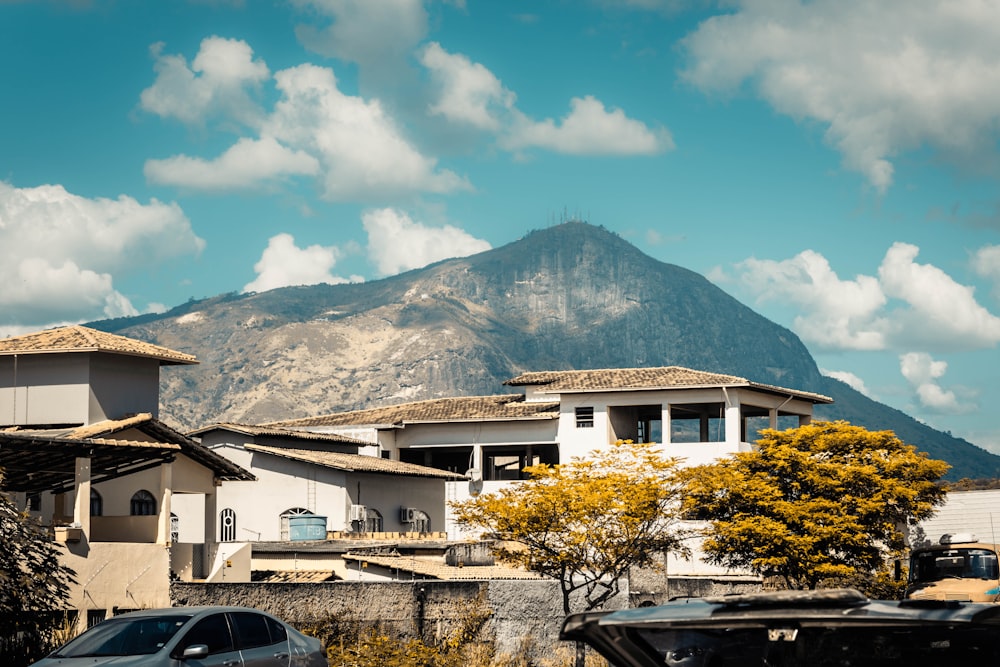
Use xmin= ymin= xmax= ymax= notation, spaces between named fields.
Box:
xmin=265 ymin=394 xmax=560 ymax=429
xmin=342 ymin=553 xmax=543 ymax=580
xmin=188 ymin=423 xmax=371 ymax=446
xmin=0 ymin=325 xmax=198 ymax=365
xmin=245 ymin=444 xmax=465 ymax=479
xmin=504 ymin=366 xmax=832 ymax=403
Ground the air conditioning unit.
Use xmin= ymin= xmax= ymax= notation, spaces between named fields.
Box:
xmin=400 ymin=507 xmax=418 ymax=523
xmin=349 ymin=505 xmax=367 ymax=522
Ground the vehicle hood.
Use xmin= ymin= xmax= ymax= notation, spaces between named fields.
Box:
xmin=31 ymin=654 xmax=165 ymax=666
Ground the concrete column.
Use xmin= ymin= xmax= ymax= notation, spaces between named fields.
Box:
xmin=204 ymin=487 xmax=218 ymax=544
xmin=72 ymin=456 xmax=91 ymax=539
xmin=661 ymin=404 xmax=671 ymax=444
xmin=156 ymin=462 xmax=173 ymax=545
xmin=769 ymin=407 xmax=778 ymax=430
xmin=724 ymin=395 xmax=742 ymax=447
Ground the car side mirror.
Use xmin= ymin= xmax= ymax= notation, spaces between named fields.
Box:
xmin=182 ymin=644 xmax=209 ymax=659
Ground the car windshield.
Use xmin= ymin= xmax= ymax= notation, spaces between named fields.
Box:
xmin=634 ymin=623 xmax=1000 ymax=666
xmin=909 ymin=547 xmax=1000 ymax=583
xmin=51 ymin=615 xmax=191 ymax=657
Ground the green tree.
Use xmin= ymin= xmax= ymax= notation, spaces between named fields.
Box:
xmin=682 ymin=421 xmax=949 ymax=591
xmin=452 ymin=441 xmax=690 ymax=614
xmin=0 ymin=475 xmax=76 ymax=665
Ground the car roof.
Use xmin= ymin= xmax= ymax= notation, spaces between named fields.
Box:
xmin=109 ymin=606 xmax=275 ymax=619
xmin=563 ymin=588 xmax=1000 ymax=636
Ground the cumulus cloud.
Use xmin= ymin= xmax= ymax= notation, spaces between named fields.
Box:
xmin=243 ymin=233 xmax=354 ymax=293
xmin=140 ymin=36 xmax=269 ymax=127
xmin=142 ymin=39 xmax=470 ymax=199
xmin=503 ymin=95 xmax=674 ymax=156
xmin=266 ymin=64 xmax=471 ymax=200
xmin=420 ymin=42 xmax=515 ymax=131
xmin=680 ymin=0 xmax=1000 ymax=192
xmin=145 ymin=136 xmax=320 ymax=190
xmin=0 ymin=181 xmax=204 ymax=328
xmin=735 ymin=243 xmax=1000 ymax=353
xmin=735 ymin=250 xmax=887 ymax=351
xmin=899 ymin=352 xmax=968 ymax=414
xmin=972 ymin=244 xmax=1000 ymax=298
xmin=878 ymin=242 xmax=1000 ymax=349
xmin=291 ymin=0 xmax=427 ymax=76
xmin=821 ymin=368 xmax=871 ymax=397
xmin=362 ymin=208 xmax=491 ymax=276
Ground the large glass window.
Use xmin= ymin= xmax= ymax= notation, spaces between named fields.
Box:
xmin=482 ymin=444 xmax=559 ymax=481
xmin=130 ymin=490 xmax=156 ymax=516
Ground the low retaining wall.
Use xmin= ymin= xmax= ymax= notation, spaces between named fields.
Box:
xmin=171 ymin=575 xmax=759 ymax=659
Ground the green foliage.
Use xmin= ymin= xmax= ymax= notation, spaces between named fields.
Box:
xmin=0 ymin=476 xmax=77 ymax=666
xmin=452 ymin=441 xmax=691 ymax=613
xmin=682 ymin=421 xmax=949 ymax=590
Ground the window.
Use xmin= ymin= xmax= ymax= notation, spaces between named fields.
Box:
xmin=399 ymin=446 xmax=472 ymax=474
xmin=130 ymin=490 xmax=156 ymax=516
xmin=26 ymin=493 xmax=40 ymax=512
xmin=91 ymin=488 xmax=103 ymax=516
xmin=230 ymin=612 xmax=274 ymax=649
xmin=279 ymin=508 xmax=313 ymax=541
xmin=176 ymin=613 xmax=234 ymax=656
xmin=220 ymin=508 xmax=236 ymax=542
xmin=575 ymin=406 xmax=594 ymax=428
xmin=482 ymin=444 xmax=559 ymax=481
xmin=87 ymin=609 xmax=106 ymax=628
xmin=365 ymin=508 xmax=383 ymax=533
xmin=170 ymin=513 xmax=179 ymax=543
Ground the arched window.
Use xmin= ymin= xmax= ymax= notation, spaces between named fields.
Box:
xmin=220 ymin=508 xmax=236 ymax=542
xmin=279 ymin=508 xmax=312 ymax=541
xmin=90 ymin=488 xmax=103 ymax=516
xmin=130 ymin=490 xmax=156 ymax=516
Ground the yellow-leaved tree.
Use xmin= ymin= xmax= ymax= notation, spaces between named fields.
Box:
xmin=452 ymin=440 xmax=690 ymax=615
xmin=682 ymin=421 xmax=949 ymax=592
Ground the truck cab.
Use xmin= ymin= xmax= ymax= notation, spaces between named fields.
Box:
xmin=906 ymin=533 xmax=1000 ymax=602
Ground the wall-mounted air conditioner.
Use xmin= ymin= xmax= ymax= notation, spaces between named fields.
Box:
xmin=350 ymin=504 xmax=367 ymax=522
xmin=400 ymin=507 xmax=418 ymax=523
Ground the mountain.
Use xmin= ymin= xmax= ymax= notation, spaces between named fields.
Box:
xmin=93 ymin=222 xmax=1000 ymax=481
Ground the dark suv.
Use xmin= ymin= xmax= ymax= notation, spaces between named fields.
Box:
xmin=561 ymin=588 xmax=1000 ymax=666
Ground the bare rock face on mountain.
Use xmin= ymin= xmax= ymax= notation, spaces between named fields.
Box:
xmin=99 ymin=222 xmax=1000 ymax=480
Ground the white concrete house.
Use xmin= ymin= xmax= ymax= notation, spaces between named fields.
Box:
xmin=177 ymin=423 xmax=464 ymax=543
xmin=264 ymin=366 xmax=833 ymax=548
xmin=0 ymin=326 xmax=253 ymax=628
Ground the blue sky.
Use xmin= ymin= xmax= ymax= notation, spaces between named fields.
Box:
xmin=2 ymin=0 xmax=1000 ymax=457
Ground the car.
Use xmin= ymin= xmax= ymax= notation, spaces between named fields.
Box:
xmin=30 ymin=605 xmax=327 ymax=667
xmin=560 ymin=588 xmax=1000 ymax=667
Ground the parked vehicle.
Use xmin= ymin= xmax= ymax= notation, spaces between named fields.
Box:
xmin=30 ymin=606 xmax=326 ymax=667
xmin=906 ymin=533 xmax=1000 ymax=603
xmin=560 ymin=588 xmax=1000 ymax=666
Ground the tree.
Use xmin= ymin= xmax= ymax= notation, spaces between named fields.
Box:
xmin=0 ymin=475 xmax=76 ymax=666
xmin=681 ymin=421 xmax=949 ymax=591
xmin=452 ymin=441 xmax=690 ymax=615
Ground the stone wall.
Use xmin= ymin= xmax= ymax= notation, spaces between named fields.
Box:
xmin=171 ymin=575 xmax=759 ymax=659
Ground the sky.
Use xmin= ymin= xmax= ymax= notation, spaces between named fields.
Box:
xmin=2 ymin=0 xmax=1000 ymax=457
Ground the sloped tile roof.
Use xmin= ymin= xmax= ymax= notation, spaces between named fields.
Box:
xmin=266 ymin=394 xmax=560 ymax=429
xmin=0 ymin=325 xmax=198 ymax=365
xmin=342 ymin=553 xmax=543 ymax=580
xmin=504 ymin=366 xmax=832 ymax=403
xmin=187 ymin=422 xmax=371 ymax=446
xmin=245 ymin=444 xmax=465 ymax=480
xmin=251 ymin=570 xmax=339 ymax=583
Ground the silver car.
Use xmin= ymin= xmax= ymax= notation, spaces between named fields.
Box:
xmin=31 ymin=606 xmax=327 ymax=667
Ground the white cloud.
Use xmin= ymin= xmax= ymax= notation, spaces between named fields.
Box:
xmin=899 ymin=352 xmax=966 ymax=414
xmin=503 ymin=95 xmax=674 ymax=156
xmin=243 ymin=233 xmax=352 ymax=293
xmin=0 ymin=181 xmax=204 ymax=327
xmin=420 ymin=42 xmax=515 ymax=131
xmin=140 ymin=36 xmax=269 ymax=127
xmin=291 ymin=0 xmax=427 ymax=74
xmin=820 ymin=368 xmax=870 ymax=397
xmin=266 ymin=64 xmax=471 ymax=200
xmin=145 ymin=136 xmax=320 ymax=190
xmin=362 ymin=208 xmax=491 ymax=276
xmin=735 ymin=250 xmax=887 ymax=351
xmin=972 ymin=244 xmax=1000 ymax=298
xmin=878 ymin=242 xmax=1000 ymax=349
xmin=734 ymin=243 xmax=1000 ymax=353
xmin=680 ymin=0 xmax=1000 ymax=192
